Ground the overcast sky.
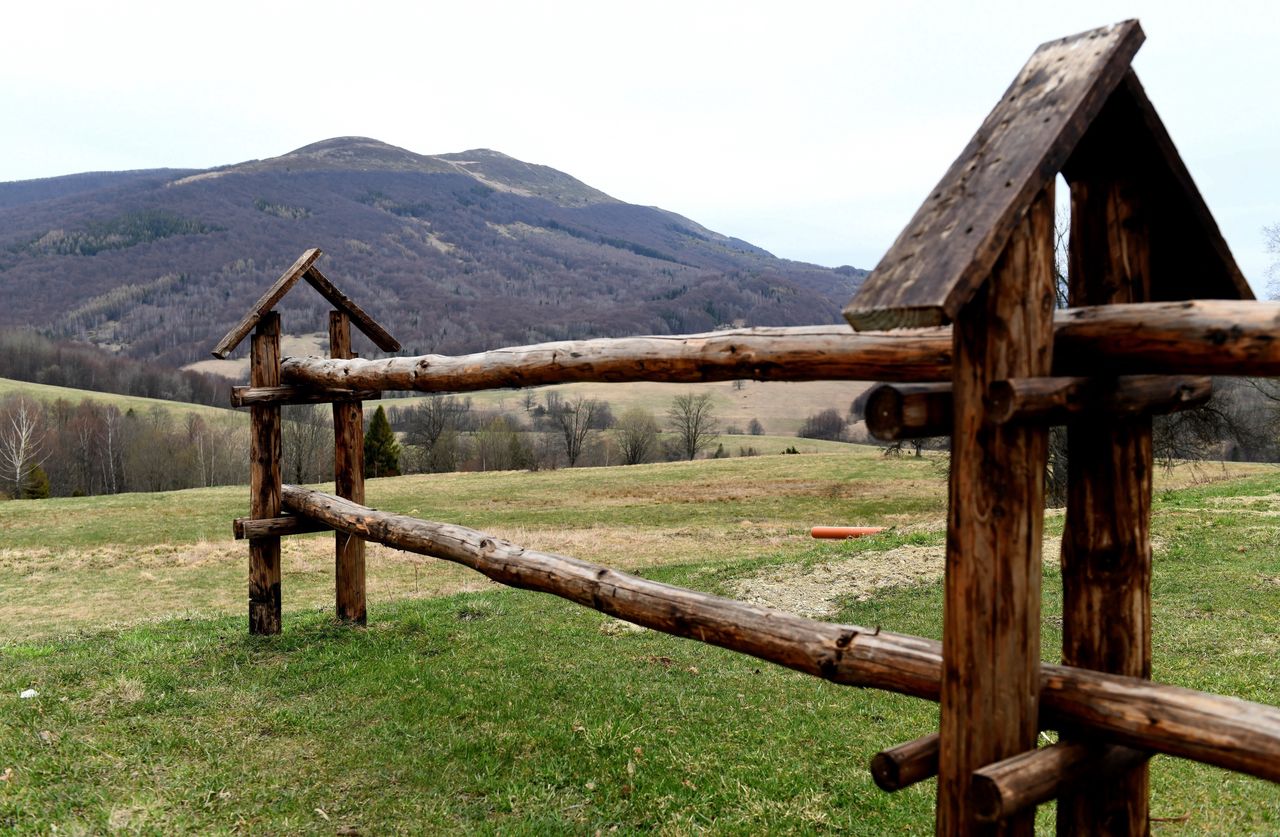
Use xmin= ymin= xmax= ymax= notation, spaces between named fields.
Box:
xmin=3 ymin=1 xmax=1277 ymax=290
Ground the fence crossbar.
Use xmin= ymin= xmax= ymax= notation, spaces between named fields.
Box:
xmin=282 ymin=483 xmax=1280 ymax=784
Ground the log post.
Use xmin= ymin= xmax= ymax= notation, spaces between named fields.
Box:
xmin=1057 ymin=156 xmax=1154 ymax=833
xmin=938 ymin=185 xmax=1056 ymax=835
xmin=330 ymin=311 xmax=367 ymax=624
xmin=249 ymin=311 xmax=283 ymax=634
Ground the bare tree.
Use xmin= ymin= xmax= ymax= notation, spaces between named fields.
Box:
xmin=0 ymin=396 xmax=50 ymax=498
xmin=282 ymin=405 xmax=332 ymax=484
xmin=403 ymin=395 xmax=471 ymax=473
xmin=550 ymin=395 xmax=600 ymax=466
xmin=614 ymin=406 xmax=659 ymax=465
xmin=667 ymin=392 xmax=719 ymax=460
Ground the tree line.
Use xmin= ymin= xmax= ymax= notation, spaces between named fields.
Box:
xmin=0 ymin=395 xmax=246 ymax=499
xmin=0 ymin=328 xmax=228 ymax=407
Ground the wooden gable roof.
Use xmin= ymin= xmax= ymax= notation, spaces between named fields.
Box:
xmin=844 ymin=20 xmax=1251 ymax=332
xmin=212 ymin=248 xmax=401 ymax=358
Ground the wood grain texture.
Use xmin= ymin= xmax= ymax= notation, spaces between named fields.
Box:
xmin=330 ymin=311 xmax=366 ymax=625
xmin=249 ymin=312 xmax=283 ymax=635
xmin=986 ymin=375 xmax=1210 ymax=425
xmin=871 ymin=732 xmax=940 ymax=792
xmin=1062 ymin=71 xmax=1252 ymax=303
xmin=282 ymin=325 xmax=955 ymax=388
xmin=280 ymin=301 xmax=1280 ymax=393
xmin=972 ymin=743 xmax=1148 ymax=823
xmin=939 ymin=186 xmax=1056 ymax=836
xmin=230 ymin=385 xmax=380 ymax=408
xmin=1057 ymin=134 xmax=1154 ymax=836
xmin=280 ymin=483 xmax=1280 ymax=783
xmin=212 ymin=249 xmax=321 ymax=358
xmin=305 ymin=266 xmax=401 ymax=353
xmin=864 ymin=383 xmax=953 ymax=441
xmin=844 ymin=21 xmax=1144 ymax=330
xmin=233 ymin=514 xmax=330 ymax=540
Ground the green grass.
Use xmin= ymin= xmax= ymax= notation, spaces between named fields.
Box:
xmin=0 ymin=376 xmax=239 ymax=423
xmin=0 ymin=453 xmax=1277 ymax=833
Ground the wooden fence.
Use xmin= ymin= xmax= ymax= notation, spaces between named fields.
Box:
xmin=213 ymin=20 xmax=1278 ymax=836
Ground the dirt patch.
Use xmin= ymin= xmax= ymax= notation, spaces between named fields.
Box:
xmin=728 ymin=538 xmax=1065 ymax=618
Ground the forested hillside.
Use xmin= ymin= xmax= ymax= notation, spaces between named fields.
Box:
xmin=0 ymin=138 xmax=866 ymax=366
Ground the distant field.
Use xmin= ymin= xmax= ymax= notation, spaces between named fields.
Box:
xmin=385 ymin=378 xmax=873 ymax=434
xmin=0 ymin=376 xmax=239 ymax=423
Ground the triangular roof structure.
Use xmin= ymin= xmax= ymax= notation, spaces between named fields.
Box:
xmin=844 ymin=20 xmax=1252 ymax=332
xmin=211 ymin=248 xmax=401 ymax=358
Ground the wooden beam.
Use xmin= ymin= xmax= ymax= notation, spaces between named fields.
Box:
xmin=987 ymin=375 xmax=1210 ymax=425
xmin=1056 ymin=117 xmax=1156 ymax=835
xmin=971 ymin=743 xmax=1149 ymax=823
xmin=864 ymin=383 xmax=952 ymax=441
xmin=938 ymin=185 xmax=1055 ymax=836
xmin=330 ymin=311 xmax=367 ymax=625
xmin=279 ymin=300 xmax=1280 ymax=393
xmin=230 ymin=385 xmax=381 ymax=408
xmin=845 ymin=21 xmax=1144 ymax=330
xmin=305 ymin=265 xmax=401 ymax=353
xmin=234 ymin=515 xmax=331 ymax=540
xmin=871 ymin=732 xmax=939 ymax=792
xmin=1062 ymin=71 xmax=1252 ymax=303
xmin=279 ymin=483 xmax=1280 ymax=784
xmin=249 ymin=312 xmax=283 ymax=635
xmin=212 ymin=249 xmax=321 ymax=359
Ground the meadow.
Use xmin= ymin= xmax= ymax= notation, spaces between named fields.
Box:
xmin=1 ymin=448 xmax=1277 ymax=833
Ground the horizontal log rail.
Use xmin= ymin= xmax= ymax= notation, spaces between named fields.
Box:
xmin=279 ymin=300 xmax=1280 ymax=392
xmin=282 ymin=484 xmax=1280 ymax=784
xmin=864 ymin=384 xmax=952 ymax=441
xmin=233 ymin=514 xmax=332 ymax=540
xmin=971 ymin=743 xmax=1148 ymax=823
xmin=230 ymin=385 xmax=381 ymax=408
xmin=866 ymin=375 xmax=1212 ymax=440
xmin=871 ymin=732 xmax=940 ymax=792
xmin=987 ymin=375 xmax=1211 ymax=425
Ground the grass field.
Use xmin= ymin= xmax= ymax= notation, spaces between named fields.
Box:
xmin=1 ymin=449 xmax=1277 ymax=833
xmin=385 ymin=378 xmax=872 ymax=436
xmin=0 ymin=377 xmax=238 ymax=424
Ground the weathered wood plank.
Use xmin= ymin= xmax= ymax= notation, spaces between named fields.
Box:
xmin=1057 ymin=124 xmax=1154 ymax=836
xmin=972 ymin=743 xmax=1148 ymax=823
xmin=331 ymin=311 xmax=367 ymax=625
xmin=233 ymin=514 xmax=331 ymax=540
xmin=845 ymin=21 xmax=1144 ymax=330
xmin=987 ymin=375 xmax=1210 ymax=424
xmin=212 ymin=249 xmax=321 ymax=359
xmin=279 ymin=301 xmax=1280 ymax=393
xmin=871 ymin=732 xmax=940 ymax=792
xmin=305 ymin=266 xmax=401 ymax=353
xmin=249 ymin=312 xmax=283 ymax=635
xmin=280 ymin=483 xmax=1280 ymax=784
xmin=230 ymin=385 xmax=381 ymax=408
xmin=938 ymin=185 xmax=1056 ymax=836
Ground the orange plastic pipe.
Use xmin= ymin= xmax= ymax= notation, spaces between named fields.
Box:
xmin=810 ymin=526 xmax=887 ymax=539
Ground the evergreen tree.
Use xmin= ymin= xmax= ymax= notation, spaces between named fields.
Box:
xmin=363 ymin=406 xmax=401 ymax=478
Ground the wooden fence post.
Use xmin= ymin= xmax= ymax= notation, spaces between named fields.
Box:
xmin=330 ymin=311 xmax=366 ymax=624
xmin=249 ymin=311 xmax=283 ymax=634
xmin=938 ymin=185 xmax=1055 ymax=835
xmin=1057 ymin=127 xmax=1155 ymax=833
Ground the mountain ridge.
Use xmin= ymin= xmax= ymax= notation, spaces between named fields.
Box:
xmin=0 ymin=138 xmax=866 ymax=366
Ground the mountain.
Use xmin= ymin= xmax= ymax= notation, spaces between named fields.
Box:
xmin=0 ymin=138 xmax=866 ymax=366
